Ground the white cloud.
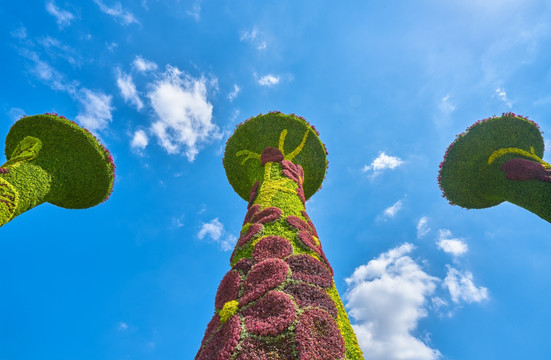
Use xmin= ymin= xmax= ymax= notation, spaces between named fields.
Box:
xmin=444 ymin=266 xmax=489 ymax=304
xmin=21 ymin=49 xmax=77 ymax=93
xmin=439 ymin=94 xmax=456 ymax=113
xmin=93 ymin=0 xmax=139 ymax=25
xmin=383 ymin=200 xmax=403 ymax=219
xmin=362 ymin=152 xmax=404 ymax=178
xmin=10 ymin=27 xmax=27 ymax=39
xmin=228 ymin=84 xmax=240 ymax=102
xmin=436 ymin=229 xmax=468 ymax=257
xmin=116 ymin=71 xmax=143 ymax=110
xmin=133 ymin=56 xmax=158 ymax=73
xmin=148 ymin=65 xmax=220 ymax=161
xmin=76 ymin=89 xmax=114 ymax=131
xmin=345 ymin=243 xmax=441 ymax=360
xmin=417 ymin=217 xmax=430 ymax=238
xmin=118 ymin=322 xmax=128 ymax=331
xmin=240 ymin=28 xmax=267 ymax=50
xmin=131 ymin=130 xmax=149 ymax=151
xmin=197 ymin=218 xmax=236 ymax=252
xmin=495 ymin=87 xmax=513 ymax=108
xmin=46 ymin=1 xmax=75 ymax=28
xmin=258 ymin=74 xmax=280 ymax=87
xmin=187 ymin=4 xmax=201 ymax=21
xmin=8 ymin=108 xmax=26 ymax=122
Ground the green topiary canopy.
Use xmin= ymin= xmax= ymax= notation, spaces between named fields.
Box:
xmin=223 ymin=112 xmax=328 ymax=202
xmin=0 ymin=113 xmax=115 ymax=227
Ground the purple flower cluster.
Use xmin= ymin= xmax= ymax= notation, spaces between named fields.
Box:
xmin=281 ymin=160 xmax=304 ymax=185
xmin=0 ymin=168 xmax=9 ymax=174
xmin=252 ymin=236 xmax=293 ymax=262
xmin=243 ymin=204 xmax=261 ymax=225
xmin=196 ymin=314 xmax=241 ymax=360
xmin=234 ymin=336 xmax=295 ymax=360
xmin=242 ymin=290 xmax=297 ymax=336
xmin=236 ymin=223 xmax=263 ymax=247
xmin=215 ymin=270 xmax=242 ymax=310
xmin=283 ymin=282 xmax=337 ymax=318
xmin=232 ymin=258 xmax=254 ymax=276
xmin=286 ymin=255 xmax=332 ymax=288
xmin=240 ymin=258 xmax=290 ymax=306
xmin=501 ymin=158 xmax=551 ymax=182
xmin=295 ymin=308 xmax=345 ymax=360
xmin=251 ymin=206 xmax=283 ymax=224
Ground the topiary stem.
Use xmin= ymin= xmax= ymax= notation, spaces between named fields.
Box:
xmin=0 ymin=162 xmax=51 ymax=226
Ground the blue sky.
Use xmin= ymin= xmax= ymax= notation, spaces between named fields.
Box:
xmin=2 ymin=1 xmax=551 ymax=359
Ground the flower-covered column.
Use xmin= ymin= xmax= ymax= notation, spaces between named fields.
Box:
xmin=195 ymin=112 xmax=364 ymax=360
xmin=0 ymin=113 xmax=115 ymax=227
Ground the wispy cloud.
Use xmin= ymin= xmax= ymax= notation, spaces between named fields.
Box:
xmin=20 ymin=49 xmax=78 ymax=93
xmin=436 ymin=229 xmax=468 ymax=257
xmin=187 ymin=3 xmax=201 ymax=22
xmin=444 ymin=266 xmax=489 ymax=304
xmin=345 ymin=243 xmax=442 ymax=360
xmin=116 ymin=71 xmax=143 ymax=110
xmin=240 ymin=27 xmax=267 ymax=50
xmin=46 ymin=1 xmax=75 ymax=28
xmin=439 ymin=94 xmax=456 ymax=113
xmin=133 ymin=56 xmax=158 ymax=73
xmin=75 ymin=89 xmax=114 ymax=131
xmin=417 ymin=217 xmax=430 ymax=238
xmin=197 ymin=218 xmax=236 ymax=251
xmin=10 ymin=27 xmax=27 ymax=40
xmin=362 ymin=152 xmax=404 ymax=179
xmin=117 ymin=322 xmax=128 ymax=331
xmin=148 ymin=65 xmax=220 ymax=161
xmin=258 ymin=74 xmax=280 ymax=87
xmin=382 ymin=200 xmax=403 ymax=219
xmin=228 ymin=84 xmax=240 ymax=102
xmin=495 ymin=87 xmax=513 ymax=108
xmin=131 ymin=129 xmax=149 ymax=152
xmin=93 ymin=0 xmax=139 ymax=25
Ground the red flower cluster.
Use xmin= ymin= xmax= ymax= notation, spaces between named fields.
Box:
xmin=242 ymin=290 xmax=297 ymax=336
xmin=295 ymin=308 xmax=345 ymax=360
xmin=243 ymin=204 xmax=261 ymax=225
xmin=251 ymin=207 xmax=283 ymax=224
xmin=236 ymin=223 xmax=263 ymax=247
xmin=215 ymin=270 xmax=242 ymax=309
xmin=248 ymin=181 xmax=259 ymax=208
xmin=196 ymin=314 xmax=241 ymax=360
xmin=199 ymin=313 xmax=220 ymax=347
xmin=234 ymin=336 xmax=295 ymax=360
xmin=281 ymin=160 xmax=304 ymax=185
xmin=286 ymin=255 xmax=332 ymax=288
xmin=252 ymin=236 xmax=293 ymax=262
xmin=283 ymin=282 xmax=337 ymax=318
xmin=260 ymin=147 xmax=284 ymax=165
xmin=240 ymin=258 xmax=290 ymax=306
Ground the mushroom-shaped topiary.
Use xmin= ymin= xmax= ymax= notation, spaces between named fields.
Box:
xmin=196 ymin=112 xmax=364 ymax=360
xmin=0 ymin=113 xmax=115 ymax=227
xmin=438 ymin=112 xmax=551 ymax=222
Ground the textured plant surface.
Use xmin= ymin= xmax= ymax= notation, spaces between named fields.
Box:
xmin=438 ymin=112 xmax=551 ymax=222
xmin=0 ymin=113 xmax=115 ymax=227
xmin=196 ymin=112 xmax=364 ymax=360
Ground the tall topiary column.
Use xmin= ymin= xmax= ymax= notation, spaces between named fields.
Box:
xmin=0 ymin=113 xmax=115 ymax=227
xmin=195 ymin=112 xmax=364 ymax=360
xmin=438 ymin=112 xmax=551 ymax=222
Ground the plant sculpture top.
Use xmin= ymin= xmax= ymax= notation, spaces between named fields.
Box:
xmin=438 ymin=112 xmax=551 ymax=222
xmin=196 ymin=112 xmax=364 ymax=359
xmin=0 ymin=113 xmax=115 ymax=227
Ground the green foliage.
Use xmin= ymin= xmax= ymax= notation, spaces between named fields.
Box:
xmin=223 ymin=112 xmax=327 ymax=202
xmin=0 ymin=113 xmax=115 ymax=227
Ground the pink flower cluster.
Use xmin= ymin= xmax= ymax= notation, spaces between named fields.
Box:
xmin=196 ymin=314 xmax=241 ymax=360
xmin=215 ymin=270 xmax=242 ymax=309
xmin=283 ymin=282 xmax=337 ymax=318
xmin=240 ymin=258 xmax=290 ymax=306
xmin=248 ymin=181 xmax=259 ymax=208
xmin=242 ymin=290 xmax=297 ymax=336
xmin=232 ymin=258 xmax=254 ymax=276
xmin=286 ymin=254 xmax=332 ymax=288
xmin=281 ymin=160 xmax=304 ymax=185
xmin=295 ymin=308 xmax=345 ymax=360
xmin=501 ymin=158 xmax=551 ymax=182
xmin=0 ymin=168 xmax=9 ymax=174
xmin=236 ymin=223 xmax=263 ymax=248
xmin=252 ymin=236 xmax=293 ymax=262
xmin=251 ymin=206 xmax=283 ymax=224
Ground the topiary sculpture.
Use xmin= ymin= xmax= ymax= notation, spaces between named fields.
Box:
xmin=0 ymin=113 xmax=115 ymax=227
xmin=195 ymin=112 xmax=364 ymax=360
xmin=438 ymin=112 xmax=551 ymax=222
